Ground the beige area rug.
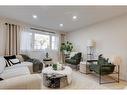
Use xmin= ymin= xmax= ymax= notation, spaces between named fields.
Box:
xmin=41 ymin=70 xmax=127 ymax=89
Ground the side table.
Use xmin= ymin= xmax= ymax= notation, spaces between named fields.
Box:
xmin=79 ymin=61 xmax=90 ymax=74
xmin=43 ymin=58 xmax=53 ymax=67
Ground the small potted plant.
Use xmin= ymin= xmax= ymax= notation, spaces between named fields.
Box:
xmin=52 ymin=64 xmax=57 ymax=70
xmin=52 ymin=62 xmax=62 ymax=70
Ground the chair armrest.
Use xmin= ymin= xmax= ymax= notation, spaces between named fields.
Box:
xmin=0 ymin=74 xmax=42 ymax=89
xmin=99 ymin=64 xmax=115 ymax=75
xmin=100 ymin=64 xmax=115 ymax=67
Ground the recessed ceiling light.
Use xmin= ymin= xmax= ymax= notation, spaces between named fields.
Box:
xmin=72 ymin=16 xmax=77 ymax=20
xmin=32 ymin=15 xmax=37 ymax=19
xmin=59 ymin=24 xmax=63 ymax=27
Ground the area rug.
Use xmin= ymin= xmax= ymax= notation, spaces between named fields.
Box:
xmin=41 ymin=70 xmax=127 ymax=89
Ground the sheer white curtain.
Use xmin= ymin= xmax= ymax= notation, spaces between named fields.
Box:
xmin=20 ymin=29 xmax=33 ymax=52
xmin=20 ymin=28 xmax=60 ymax=62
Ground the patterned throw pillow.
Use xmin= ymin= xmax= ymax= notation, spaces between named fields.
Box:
xmin=4 ymin=55 xmax=20 ymax=67
xmin=5 ymin=60 xmax=13 ymax=67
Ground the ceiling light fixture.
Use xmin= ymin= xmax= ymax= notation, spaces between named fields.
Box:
xmin=59 ymin=24 xmax=63 ymax=27
xmin=32 ymin=15 xmax=37 ymax=19
xmin=72 ymin=16 xmax=77 ymax=20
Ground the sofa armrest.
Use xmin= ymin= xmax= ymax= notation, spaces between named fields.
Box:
xmin=0 ymin=74 xmax=42 ymax=89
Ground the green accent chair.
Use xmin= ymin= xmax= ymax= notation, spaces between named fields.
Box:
xmin=65 ymin=52 xmax=82 ymax=70
xmin=89 ymin=54 xmax=115 ymax=76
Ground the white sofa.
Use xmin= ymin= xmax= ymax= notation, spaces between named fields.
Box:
xmin=0 ymin=56 xmax=42 ymax=89
xmin=0 ymin=74 xmax=42 ymax=89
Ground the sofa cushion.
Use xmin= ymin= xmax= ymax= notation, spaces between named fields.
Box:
xmin=0 ymin=74 xmax=42 ymax=89
xmin=0 ymin=66 xmax=30 ymax=79
xmin=21 ymin=62 xmax=33 ymax=73
xmin=0 ymin=57 xmax=6 ymax=74
xmin=4 ymin=62 xmax=33 ymax=74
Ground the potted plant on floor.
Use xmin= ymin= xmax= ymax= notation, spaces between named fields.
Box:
xmin=60 ymin=41 xmax=73 ymax=63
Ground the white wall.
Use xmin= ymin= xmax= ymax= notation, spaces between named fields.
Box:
xmin=67 ymin=14 xmax=127 ymax=80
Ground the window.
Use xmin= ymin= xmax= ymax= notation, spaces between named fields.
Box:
xmin=21 ymin=30 xmax=59 ymax=51
xmin=34 ymin=33 xmax=50 ymax=50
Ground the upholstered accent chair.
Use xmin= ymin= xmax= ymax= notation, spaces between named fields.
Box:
xmin=88 ymin=54 xmax=120 ymax=84
xmin=65 ymin=52 xmax=82 ymax=70
xmin=89 ymin=54 xmax=115 ymax=76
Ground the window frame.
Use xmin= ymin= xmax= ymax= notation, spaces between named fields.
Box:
xmin=30 ymin=30 xmax=58 ymax=51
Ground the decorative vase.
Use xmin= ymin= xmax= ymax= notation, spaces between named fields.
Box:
xmin=46 ymin=52 xmax=49 ymax=58
xmin=57 ymin=63 xmax=62 ymax=70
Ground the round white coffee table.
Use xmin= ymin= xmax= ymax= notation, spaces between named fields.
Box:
xmin=42 ymin=66 xmax=72 ymax=88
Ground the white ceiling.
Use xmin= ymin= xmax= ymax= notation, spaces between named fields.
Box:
xmin=0 ymin=6 xmax=127 ymax=32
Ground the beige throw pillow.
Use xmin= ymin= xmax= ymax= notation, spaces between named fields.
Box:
xmin=16 ymin=55 xmax=24 ymax=62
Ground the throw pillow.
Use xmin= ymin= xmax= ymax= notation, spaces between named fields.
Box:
xmin=5 ymin=60 xmax=13 ymax=67
xmin=4 ymin=55 xmax=16 ymax=60
xmin=4 ymin=55 xmax=16 ymax=67
xmin=9 ymin=58 xmax=21 ymax=65
xmin=20 ymin=54 xmax=31 ymax=61
xmin=16 ymin=54 xmax=24 ymax=62
xmin=0 ymin=57 xmax=6 ymax=74
xmin=70 ymin=52 xmax=78 ymax=58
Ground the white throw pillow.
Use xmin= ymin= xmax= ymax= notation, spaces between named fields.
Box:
xmin=0 ymin=57 xmax=6 ymax=74
xmin=69 ymin=52 xmax=78 ymax=58
xmin=9 ymin=58 xmax=20 ymax=64
xmin=16 ymin=55 xmax=24 ymax=62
